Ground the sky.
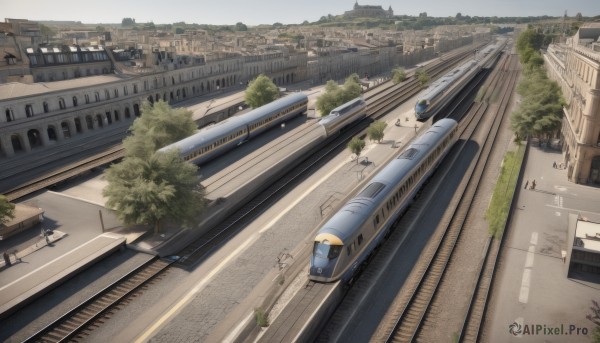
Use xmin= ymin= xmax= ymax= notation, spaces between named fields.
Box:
xmin=2 ymin=0 xmax=598 ymax=26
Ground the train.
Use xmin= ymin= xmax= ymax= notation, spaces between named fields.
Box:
xmin=414 ymin=40 xmax=506 ymax=121
xmin=318 ymin=97 xmax=367 ymax=136
xmin=309 ymin=118 xmax=459 ymax=283
xmin=158 ymin=92 xmax=308 ymax=165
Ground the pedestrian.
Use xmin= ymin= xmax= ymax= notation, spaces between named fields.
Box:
xmin=553 ymin=161 xmax=557 ymax=168
xmin=524 ymin=179 xmax=529 ymax=190
xmin=531 ymin=179 xmax=536 ymax=190
xmin=3 ymin=252 xmax=11 ymax=267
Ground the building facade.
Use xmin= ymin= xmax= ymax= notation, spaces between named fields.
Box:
xmin=344 ymin=1 xmax=393 ymax=19
xmin=544 ymin=23 xmax=600 ymax=185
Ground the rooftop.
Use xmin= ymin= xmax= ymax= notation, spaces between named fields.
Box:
xmin=0 ymin=74 xmax=130 ymax=101
xmin=575 ymin=219 xmax=600 ymax=253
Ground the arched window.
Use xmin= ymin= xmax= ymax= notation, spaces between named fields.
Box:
xmin=72 ymin=96 xmax=78 ymax=107
xmin=85 ymin=94 xmax=90 ymax=104
xmin=58 ymin=98 xmax=66 ymax=110
xmin=105 ymin=90 xmax=110 ymax=100
xmin=43 ymin=102 xmax=49 ymax=113
xmin=95 ymin=92 xmax=100 ymax=102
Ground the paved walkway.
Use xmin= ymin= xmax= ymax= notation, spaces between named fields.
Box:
xmin=485 ymin=144 xmax=600 ymax=342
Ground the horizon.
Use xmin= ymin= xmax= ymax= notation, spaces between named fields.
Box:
xmin=4 ymin=0 xmax=599 ymax=26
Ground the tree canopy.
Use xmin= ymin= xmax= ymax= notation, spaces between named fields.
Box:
xmin=315 ymin=74 xmax=362 ymax=116
xmin=0 ymin=195 xmax=15 ymax=225
xmin=104 ymin=101 xmax=204 ymax=233
xmin=244 ymin=74 xmax=280 ymax=108
xmin=347 ymin=137 xmax=366 ymax=164
xmin=367 ymin=120 xmax=387 ymax=143
xmin=104 ymin=150 xmax=205 ymax=233
xmin=510 ymin=29 xmax=565 ymax=142
xmin=123 ymin=100 xmax=197 ymax=159
xmin=235 ymin=22 xmax=248 ymax=31
xmin=121 ymin=18 xmax=136 ymax=27
xmin=391 ymin=67 xmax=407 ymax=84
xmin=415 ymin=68 xmax=430 ymax=88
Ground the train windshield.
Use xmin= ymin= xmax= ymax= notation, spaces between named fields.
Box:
xmin=313 ymin=242 xmax=343 ymax=260
xmin=415 ymin=99 xmax=429 ymax=114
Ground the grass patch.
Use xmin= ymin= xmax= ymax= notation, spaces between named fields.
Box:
xmin=255 ymin=308 xmax=269 ymax=327
xmin=485 ymin=144 xmax=526 ymax=239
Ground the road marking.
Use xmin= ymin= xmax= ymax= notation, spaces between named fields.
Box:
xmin=518 ymin=233 xmax=538 ymax=304
xmin=519 ymin=269 xmax=531 ymax=303
xmin=222 ymin=312 xmax=254 ymax=343
xmin=545 ymin=204 xmax=600 ymax=215
xmin=524 ymin=245 xmax=535 ymax=268
xmin=529 ymin=232 xmax=538 ymax=245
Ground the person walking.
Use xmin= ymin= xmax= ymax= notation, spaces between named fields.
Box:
xmin=531 ymin=179 xmax=536 ymax=190
xmin=553 ymin=161 xmax=557 ymax=168
xmin=524 ymin=179 xmax=529 ymax=190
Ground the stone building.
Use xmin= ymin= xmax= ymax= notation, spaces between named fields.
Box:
xmin=544 ymin=23 xmax=600 ymax=185
xmin=344 ymin=1 xmax=393 ymax=19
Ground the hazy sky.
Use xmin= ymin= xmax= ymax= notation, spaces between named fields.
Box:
xmin=3 ymin=0 xmax=598 ymax=25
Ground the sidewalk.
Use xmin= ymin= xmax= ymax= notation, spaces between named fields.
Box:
xmin=0 ymin=230 xmax=67 ymax=271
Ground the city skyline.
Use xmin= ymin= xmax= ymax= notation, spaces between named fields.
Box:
xmin=3 ymin=0 xmax=599 ymax=26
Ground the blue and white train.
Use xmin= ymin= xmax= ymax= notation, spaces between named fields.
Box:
xmin=309 ymin=119 xmax=459 ymax=283
xmin=318 ymin=97 xmax=367 ymax=136
xmin=158 ymin=93 xmax=308 ymax=165
xmin=414 ymin=40 xmax=505 ymax=120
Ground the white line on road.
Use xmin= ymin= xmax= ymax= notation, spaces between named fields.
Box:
xmin=519 ymin=269 xmax=531 ymax=303
xmin=529 ymin=232 xmax=538 ymax=245
xmin=545 ymin=204 xmax=600 ymax=215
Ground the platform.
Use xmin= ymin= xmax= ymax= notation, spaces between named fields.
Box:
xmin=0 ymin=232 xmax=125 ymax=319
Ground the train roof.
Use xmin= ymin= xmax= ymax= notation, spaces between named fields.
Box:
xmin=158 ymin=92 xmax=307 ymax=155
xmin=416 ymin=59 xmax=478 ymax=102
xmin=316 ymin=119 xmax=457 ymax=244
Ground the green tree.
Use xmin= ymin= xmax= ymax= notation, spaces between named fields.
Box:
xmin=175 ymin=27 xmax=184 ymax=34
xmin=121 ymin=18 xmax=135 ymax=27
xmin=516 ymin=29 xmax=544 ymax=53
xmin=391 ymin=67 xmax=407 ymax=84
xmin=347 ymin=137 xmax=366 ymax=164
xmin=235 ymin=22 xmax=248 ymax=31
xmin=587 ymin=300 xmax=600 ymax=343
xmin=0 ymin=195 xmax=15 ymax=225
xmin=123 ymin=100 xmax=197 ymax=159
xmin=415 ymin=68 xmax=430 ymax=88
xmin=39 ymin=24 xmax=55 ymax=38
xmin=103 ymin=150 xmax=205 ymax=233
xmin=367 ymin=120 xmax=387 ymax=143
xmin=510 ymin=68 xmax=563 ymax=141
xmin=315 ymin=74 xmax=362 ymax=116
xmin=244 ymin=74 xmax=280 ymax=109
xmin=96 ymin=25 xmax=106 ymax=32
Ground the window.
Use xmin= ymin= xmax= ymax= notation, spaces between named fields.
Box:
xmin=114 ymin=89 xmax=119 ymax=97
xmin=72 ymin=96 xmax=78 ymax=107
xmin=85 ymin=94 xmax=90 ymax=104
xmin=58 ymin=98 xmax=66 ymax=110
xmin=25 ymin=104 xmax=34 ymax=117
xmin=95 ymin=92 xmax=100 ymax=102
xmin=43 ymin=102 xmax=49 ymax=113
xmin=5 ymin=108 xmax=14 ymax=122
xmin=358 ymin=234 xmax=363 ymax=246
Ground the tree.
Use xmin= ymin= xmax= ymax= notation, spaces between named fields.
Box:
xmin=143 ymin=22 xmax=156 ymax=31
xmin=96 ymin=26 xmax=106 ymax=32
xmin=39 ymin=24 xmax=55 ymax=38
xmin=587 ymin=300 xmax=600 ymax=343
xmin=123 ymin=100 xmax=197 ymax=159
xmin=315 ymin=74 xmax=362 ymax=116
xmin=245 ymin=74 xmax=280 ymax=109
xmin=122 ymin=18 xmax=136 ymax=27
xmin=391 ymin=67 xmax=407 ymax=84
xmin=348 ymin=137 xmax=366 ymax=164
xmin=175 ymin=27 xmax=184 ymax=34
xmin=103 ymin=150 xmax=205 ymax=234
xmin=367 ymin=120 xmax=387 ymax=143
xmin=0 ymin=195 xmax=15 ymax=225
xmin=235 ymin=22 xmax=248 ymax=31
xmin=415 ymin=68 xmax=430 ymax=88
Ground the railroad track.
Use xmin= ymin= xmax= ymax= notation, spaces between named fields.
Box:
xmin=382 ymin=53 xmax=519 ymax=343
xmin=24 ymin=257 xmax=173 ymax=343
xmin=457 ymin=53 xmax=521 ymax=343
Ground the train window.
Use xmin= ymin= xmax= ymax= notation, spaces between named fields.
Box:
xmin=358 ymin=234 xmax=363 ymax=246
xmin=375 ymin=214 xmax=380 ymax=225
